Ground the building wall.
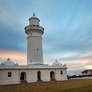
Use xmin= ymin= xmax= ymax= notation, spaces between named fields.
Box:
xmin=27 ymin=35 xmax=43 ymax=64
xmin=41 ymin=70 xmax=50 ymax=81
xmin=55 ymin=69 xmax=67 ymax=81
xmin=0 ymin=69 xmax=67 ymax=85
xmin=27 ymin=70 xmax=38 ymax=82
xmin=0 ymin=70 xmax=20 ymax=85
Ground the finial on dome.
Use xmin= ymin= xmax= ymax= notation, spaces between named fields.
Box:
xmin=7 ymin=58 xmax=10 ymax=61
xmin=33 ymin=13 xmax=35 ymax=16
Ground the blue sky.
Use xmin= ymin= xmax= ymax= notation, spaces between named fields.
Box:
xmin=0 ymin=0 xmax=92 ymax=75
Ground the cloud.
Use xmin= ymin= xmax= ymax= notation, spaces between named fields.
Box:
xmin=0 ymin=5 xmax=26 ymax=52
xmin=0 ymin=5 xmax=9 ymax=23
xmin=0 ymin=0 xmax=92 ymax=75
xmin=44 ymin=50 xmax=92 ymax=75
xmin=0 ymin=24 xmax=26 ymax=51
xmin=0 ymin=50 xmax=27 ymax=65
xmin=68 ymin=70 xmax=81 ymax=75
xmin=42 ymin=0 xmax=92 ymax=56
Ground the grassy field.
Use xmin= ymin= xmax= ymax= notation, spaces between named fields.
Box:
xmin=0 ymin=79 xmax=92 ymax=92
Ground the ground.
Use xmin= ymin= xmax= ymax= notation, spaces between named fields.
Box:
xmin=0 ymin=79 xmax=92 ymax=92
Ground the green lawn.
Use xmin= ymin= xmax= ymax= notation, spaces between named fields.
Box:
xmin=0 ymin=79 xmax=92 ymax=92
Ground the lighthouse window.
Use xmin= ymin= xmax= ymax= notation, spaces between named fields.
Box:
xmin=33 ymin=25 xmax=35 ymax=27
xmin=60 ymin=71 xmax=63 ymax=75
xmin=8 ymin=72 xmax=12 ymax=77
xmin=30 ymin=60 xmax=32 ymax=63
xmin=37 ymin=48 xmax=39 ymax=51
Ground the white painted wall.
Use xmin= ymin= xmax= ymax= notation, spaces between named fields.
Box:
xmin=0 ymin=69 xmax=67 ymax=85
xmin=26 ymin=15 xmax=44 ymax=65
xmin=0 ymin=70 xmax=20 ymax=85
xmin=55 ymin=69 xmax=67 ymax=81
xmin=27 ymin=35 xmax=43 ymax=65
xmin=41 ymin=70 xmax=50 ymax=81
xmin=27 ymin=70 xmax=37 ymax=82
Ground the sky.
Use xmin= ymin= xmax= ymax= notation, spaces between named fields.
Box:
xmin=0 ymin=0 xmax=92 ymax=75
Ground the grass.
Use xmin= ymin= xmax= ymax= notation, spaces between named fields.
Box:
xmin=0 ymin=79 xmax=92 ymax=92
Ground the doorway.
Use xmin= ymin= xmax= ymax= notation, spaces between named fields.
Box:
xmin=50 ymin=71 xmax=55 ymax=81
xmin=37 ymin=71 xmax=41 ymax=81
xmin=20 ymin=72 xmax=27 ymax=83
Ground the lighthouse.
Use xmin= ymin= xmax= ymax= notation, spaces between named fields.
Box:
xmin=0 ymin=14 xmax=67 ymax=85
xmin=25 ymin=13 xmax=44 ymax=65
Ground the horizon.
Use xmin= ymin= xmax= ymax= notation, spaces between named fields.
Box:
xmin=0 ymin=0 xmax=92 ymax=75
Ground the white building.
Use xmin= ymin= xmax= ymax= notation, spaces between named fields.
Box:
xmin=82 ymin=69 xmax=92 ymax=76
xmin=0 ymin=14 xmax=67 ymax=85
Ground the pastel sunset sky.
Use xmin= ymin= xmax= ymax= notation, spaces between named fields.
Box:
xmin=0 ymin=0 xmax=92 ymax=75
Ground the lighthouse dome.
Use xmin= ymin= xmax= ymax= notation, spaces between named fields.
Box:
xmin=53 ymin=60 xmax=62 ymax=66
xmin=29 ymin=13 xmax=40 ymax=26
xmin=1 ymin=58 xmax=15 ymax=66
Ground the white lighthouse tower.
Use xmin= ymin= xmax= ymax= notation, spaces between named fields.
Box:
xmin=25 ymin=13 xmax=44 ymax=65
xmin=0 ymin=14 xmax=67 ymax=85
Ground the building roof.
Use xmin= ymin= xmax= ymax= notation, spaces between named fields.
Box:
xmin=53 ymin=60 xmax=62 ymax=66
xmin=0 ymin=63 xmax=67 ymax=70
xmin=82 ymin=69 xmax=92 ymax=73
xmin=29 ymin=13 xmax=40 ymax=21
xmin=1 ymin=58 xmax=16 ymax=66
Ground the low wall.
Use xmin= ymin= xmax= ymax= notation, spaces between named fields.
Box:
xmin=70 ymin=76 xmax=92 ymax=80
